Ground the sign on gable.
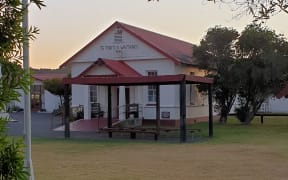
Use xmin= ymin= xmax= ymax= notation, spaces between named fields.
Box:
xmin=99 ymin=27 xmax=139 ymax=58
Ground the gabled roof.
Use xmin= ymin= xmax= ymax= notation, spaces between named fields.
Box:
xmin=276 ymin=84 xmax=288 ymax=99
xmin=119 ymin=22 xmax=195 ymax=65
xmin=79 ymin=58 xmax=141 ymax=77
xmin=60 ymin=21 xmax=195 ymax=68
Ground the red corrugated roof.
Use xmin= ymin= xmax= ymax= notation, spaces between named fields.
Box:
xmin=118 ymin=22 xmax=195 ymax=65
xmin=79 ymin=58 xmax=141 ymax=77
xmin=60 ymin=21 xmax=195 ymax=68
xmin=33 ymin=74 xmax=66 ymax=81
xmin=63 ymin=74 xmax=213 ymax=86
xmin=101 ymin=59 xmax=141 ymax=77
xmin=276 ymin=84 xmax=288 ymax=99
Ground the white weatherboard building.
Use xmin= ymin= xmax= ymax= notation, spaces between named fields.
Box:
xmin=10 ymin=73 xmax=65 ymax=113
xmin=60 ymin=21 xmax=213 ymax=126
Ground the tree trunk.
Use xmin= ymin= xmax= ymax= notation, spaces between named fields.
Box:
xmin=59 ymin=95 xmax=63 ymax=107
xmin=219 ymin=106 xmax=229 ymax=124
xmin=242 ymin=111 xmax=255 ymax=125
xmin=219 ymin=114 xmax=228 ymax=124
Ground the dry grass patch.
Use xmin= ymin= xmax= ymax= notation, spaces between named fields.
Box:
xmin=33 ymin=140 xmax=288 ymax=180
xmin=32 ymin=117 xmax=288 ymax=179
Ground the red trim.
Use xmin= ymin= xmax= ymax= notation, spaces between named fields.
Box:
xmin=97 ymin=59 xmax=121 ymax=76
xmin=78 ymin=58 xmax=142 ymax=77
xmin=84 ymin=74 xmax=117 ymax=78
xmin=78 ymin=61 xmax=98 ymax=77
xmin=119 ymin=61 xmax=142 ymax=76
xmin=59 ymin=22 xmax=120 ymax=68
xmin=63 ymin=74 xmax=213 ymax=86
xmin=102 ymin=59 xmax=141 ymax=77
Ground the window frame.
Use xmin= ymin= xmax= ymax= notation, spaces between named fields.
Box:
xmin=89 ymin=85 xmax=97 ymax=103
xmin=147 ymin=70 xmax=158 ymax=104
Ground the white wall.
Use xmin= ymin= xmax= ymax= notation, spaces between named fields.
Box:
xmin=71 ymin=62 xmax=92 ymax=77
xmin=268 ymin=97 xmax=288 ymax=113
xmin=10 ymin=86 xmax=60 ymax=113
xmin=68 ymin=25 xmax=212 ymax=121
xmin=72 ymin=27 xmax=164 ymax=62
xmin=87 ymin=66 xmax=113 ymax=76
xmin=70 ymin=62 xmax=92 ymax=118
xmin=231 ymin=95 xmax=288 ymax=114
xmin=43 ymin=90 xmax=61 ymax=113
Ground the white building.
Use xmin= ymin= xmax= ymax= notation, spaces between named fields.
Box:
xmin=60 ymin=21 xmax=213 ymax=126
xmin=10 ymin=73 xmax=65 ymax=113
xmin=262 ymin=85 xmax=288 ymax=113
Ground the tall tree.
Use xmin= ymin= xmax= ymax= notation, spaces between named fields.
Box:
xmin=235 ymin=24 xmax=288 ymax=123
xmin=208 ymin=0 xmax=288 ymax=21
xmin=0 ymin=0 xmax=44 ymax=179
xmin=194 ymin=26 xmax=239 ymax=124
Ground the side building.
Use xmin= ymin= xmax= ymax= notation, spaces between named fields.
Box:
xmin=9 ymin=70 xmax=67 ymax=113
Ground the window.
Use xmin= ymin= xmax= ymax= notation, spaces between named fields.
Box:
xmin=89 ymin=85 xmax=97 ymax=103
xmin=114 ymin=28 xmax=123 ymax=44
xmin=30 ymin=85 xmax=44 ymax=110
xmin=147 ymin=71 xmax=157 ymax=103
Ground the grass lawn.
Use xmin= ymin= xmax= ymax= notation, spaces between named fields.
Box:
xmin=32 ymin=117 xmax=288 ymax=180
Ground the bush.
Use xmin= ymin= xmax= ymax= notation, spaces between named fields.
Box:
xmin=0 ymin=141 xmax=28 ymax=180
xmin=0 ymin=118 xmax=28 ymax=180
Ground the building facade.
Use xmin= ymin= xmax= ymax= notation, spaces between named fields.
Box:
xmin=60 ymin=21 xmax=211 ymax=125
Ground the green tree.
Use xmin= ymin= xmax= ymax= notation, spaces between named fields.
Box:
xmin=43 ymin=78 xmax=70 ymax=107
xmin=208 ymin=0 xmax=288 ymax=21
xmin=194 ymin=26 xmax=239 ymax=124
xmin=195 ymin=24 xmax=288 ymax=124
xmin=235 ymin=24 xmax=288 ymax=124
xmin=0 ymin=0 xmax=44 ymax=179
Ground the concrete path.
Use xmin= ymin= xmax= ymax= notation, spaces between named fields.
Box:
xmin=6 ymin=112 xmax=103 ymax=139
xmin=5 ymin=112 xmax=192 ymax=142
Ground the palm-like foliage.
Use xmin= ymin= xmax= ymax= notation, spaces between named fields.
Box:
xmin=0 ymin=0 xmax=45 ymax=179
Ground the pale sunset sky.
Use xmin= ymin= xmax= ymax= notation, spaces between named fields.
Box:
xmin=29 ymin=0 xmax=288 ymax=69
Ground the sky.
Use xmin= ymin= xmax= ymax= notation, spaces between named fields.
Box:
xmin=29 ymin=0 xmax=288 ymax=69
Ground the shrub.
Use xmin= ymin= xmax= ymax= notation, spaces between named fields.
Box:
xmin=0 ymin=118 xmax=28 ymax=180
xmin=0 ymin=140 xmax=28 ymax=180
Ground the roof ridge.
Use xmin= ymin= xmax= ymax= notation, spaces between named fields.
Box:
xmin=117 ymin=21 xmax=194 ymax=46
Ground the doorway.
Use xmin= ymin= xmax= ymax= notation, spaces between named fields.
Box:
xmin=31 ymin=85 xmax=43 ymax=111
xmin=116 ymin=87 xmax=130 ymax=118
